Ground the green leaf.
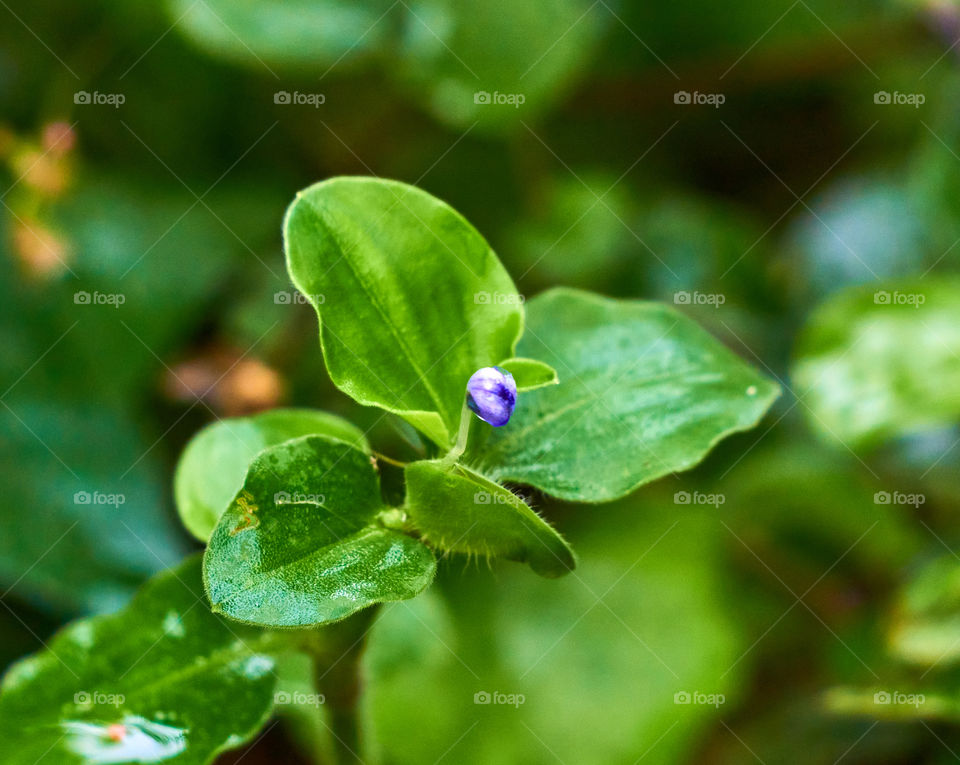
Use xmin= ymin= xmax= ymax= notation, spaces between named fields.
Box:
xmin=362 ymin=499 xmax=744 ymax=764
xmin=720 ymin=439 xmax=925 ymax=574
xmin=0 ymin=397 xmax=187 ymax=614
xmin=175 ymin=408 xmax=369 ymax=542
xmin=404 ymin=460 xmax=575 ymax=578
xmin=889 ymin=554 xmax=960 ymax=668
xmin=496 ymin=357 xmax=558 ymax=391
xmin=469 ymin=288 xmax=780 ymax=502
xmin=284 ymin=177 xmax=524 ymax=446
xmin=824 ymin=686 xmax=955 ymax=721
xmin=166 ymin=0 xmax=397 ymax=71
xmin=400 ymin=0 xmax=601 ymax=133
xmin=0 ymin=556 xmax=280 ymax=765
xmin=204 ymin=435 xmax=436 ymax=627
xmin=792 ymin=278 xmax=960 ymax=448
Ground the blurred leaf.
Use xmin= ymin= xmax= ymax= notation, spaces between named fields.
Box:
xmin=788 ymin=179 xmax=927 ymax=299
xmin=43 ymin=175 xmax=250 ymax=403
xmin=824 ymin=685 xmax=958 ymax=721
xmin=0 ymin=555 xmax=280 ymax=765
xmin=284 ymin=177 xmax=523 ymax=447
xmin=0 ymin=397 xmax=187 ymax=614
xmin=792 ymin=277 xmax=960 ymax=448
xmin=166 ymin=0 xmax=397 ymax=71
xmin=175 ymin=408 xmax=369 ymax=541
xmin=890 ymin=555 xmax=960 ymax=668
xmin=469 ymin=288 xmax=780 ymax=501
xmin=722 ymin=441 xmax=925 ymax=574
xmin=204 ymin=435 xmax=435 ymax=627
xmin=404 ymin=460 xmax=575 ymax=577
xmin=609 ymin=0 xmax=900 ymax=69
xmin=362 ymin=500 xmax=743 ymax=764
xmin=510 ymin=178 xmax=768 ymax=307
xmin=508 ymin=175 xmax=639 ymax=290
xmin=496 ymin=357 xmax=558 ymax=391
xmin=400 ymin=0 xmax=601 ymax=132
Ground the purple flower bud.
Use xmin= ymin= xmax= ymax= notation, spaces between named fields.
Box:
xmin=466 ymin=366 xmax=516 ymax=427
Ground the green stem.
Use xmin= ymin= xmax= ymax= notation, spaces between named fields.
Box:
xmin=371 ymin=451 xmax=408 ymax=468
xmin=307 ymin=607 xmax=378 ymax=765
xmin=442 ymin=400 xmax=473 ymax=465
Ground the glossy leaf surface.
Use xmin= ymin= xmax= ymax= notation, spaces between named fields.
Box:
xmin=284 ymin=177 xmax=523 ymax=447
xmin=470 ymin=288 xmax=780 ymax=501
xmin=0 ymin=556 xmax=279 ymax=765
xmin=175 ymin=408 xmax=369 ymax=542
xmin=204 ymin=435 xmax=436 ymax=627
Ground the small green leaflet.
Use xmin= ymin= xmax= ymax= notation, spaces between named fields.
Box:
xmin=404 ymin=459 xmax=575 ymax=577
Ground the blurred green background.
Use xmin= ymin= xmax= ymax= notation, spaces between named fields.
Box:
xmin=3 ymin=0 xmax=960 ymax=762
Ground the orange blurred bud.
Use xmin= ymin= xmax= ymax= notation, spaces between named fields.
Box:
xmin=164 ymin=349 xmax=285 ymax=416
xmin=41 ymin=121 xmax=76 ymax=156
xmin=11 ymin=218 xmax=70 ymax=279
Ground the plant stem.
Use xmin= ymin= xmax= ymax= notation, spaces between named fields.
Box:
xmin=308 ymin=607 xmax=378 ymax=765
xmin=442 ymin=400 xmax=473 ymax=465
xmin=371 ymin=451 xmax=408 ymax=468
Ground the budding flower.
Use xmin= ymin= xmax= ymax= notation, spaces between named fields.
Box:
xmin=466 ymin=366 xmax=516 ymax=427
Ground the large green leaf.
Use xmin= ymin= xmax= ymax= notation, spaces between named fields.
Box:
xmin=284 ymin=177 xmax=524 ymax=446
xmin=404 ymin=460 xmax=575 ymax=578
xmin=0 ymin=556 xmax=280 ymax=765
xmin=468 ymin=288 xmax=780 ymax=501
xmin=792 ymin=278 xmax=960 ymax=448
xmin=361 ymin=499 xmax=743 ymax=764
xmin=204 ymin=435 xmax=436 ymax=627
xmin=175 ymin=408 xmax=369 ymax=542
